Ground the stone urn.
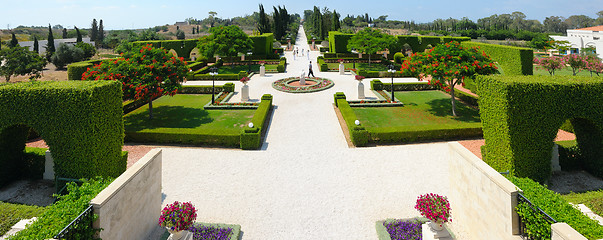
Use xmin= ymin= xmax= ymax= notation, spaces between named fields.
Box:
xmin=241 ymin=84 xmax=249 ymax=101
xmin=260 ymin=65 xmax=266 ymax=77
xmin=357 ymin=80 xmax=365 ymax=99
xmin=339 ymin=63 xmax=345 ymax=75
xmin=167 ymin=228 xmax=185 ymax=240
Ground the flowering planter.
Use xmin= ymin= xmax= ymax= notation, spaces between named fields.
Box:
xmin=272 ymin=77 xmax=334 ymax=93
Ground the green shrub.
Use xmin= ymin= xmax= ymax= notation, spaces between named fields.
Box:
xmin=10 ymin=177 xmax=113 ymax=240
xmin=335 ymin=94 xmax=368 ymax=147
xmin=560 ymin=119 xmax=574 ymax=133
xmin=510 ymin=176 xmax=603 ymax=240
xmin=317 ymin=56 xmax=328 ymax=72
xmin=23 ymin=147 xmax=46 ymax=179
xmin=396 ymin=35 xmax=420 ymax=53
xmin=557 ymin=140 xmax=583 ymax=171
xmin=453 ymin=89 xmax=479 ymax=107
xmin=381 ymin=82 xmax=438 ymax=91
xmin=0 ymin=81 xmax=125 ymax=187
xmin=187 ymin=61 xmax=206 ymax=71
xmin=125 ymin=131 xmax=240 ymax=147
xmin=249 ymin=33 xmax=274 ymax=56
xmin=461 ymin=41 xmax=533 ymax=75
xmin=277 ymin=58 xmax=286 ymax=72
xmin=478 ymin=75 xmax=603 ymax=182
xmin=328 ymin=31 xmax=354 ymax=53
xmin=0 ymin=202 xmax=46 ymax=236
xmin=51 ymin=43 xmax=85 ymax=69
xmin=371 ymin=79 xmax=383 ymax=91
xmin=419 ymin=36 xmax=442 ymax=52
xmin=160 ymin=39 xmax=198 ymax=58
xmin=334 ymin=92 xmax=346 ymax=107
xmin=393 ymin=52 xmax=404 ymax=64
xmin=369 ymin=125 xmax=482 ymax=144
xmin=67 ymin=60 xmax=103 ymax=80
xmin=240 ymin=94 xmax=272 ymax=150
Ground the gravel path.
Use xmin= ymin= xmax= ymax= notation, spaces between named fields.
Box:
xmin=161 ymin=26 xmax=466 ymax=240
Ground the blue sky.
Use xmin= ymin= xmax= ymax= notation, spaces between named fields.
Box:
xmin=1 ymin=0 xmax=602 ymax=30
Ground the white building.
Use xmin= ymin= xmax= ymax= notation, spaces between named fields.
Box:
xmin=18 ymin=37 xmax=95 ymax=55
xmin=551 ymin=25 xmax=603 ymax=58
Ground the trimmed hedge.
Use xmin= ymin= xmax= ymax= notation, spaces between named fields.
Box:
xmin=334 ymin=93 xmax=369 ymax=147
xmin=240 ymin=94 xmax=273 ymax=150
xmin=478 ymin=75 xmax=603 ymax=183
xmin=187 ymin=61 xmax=207 ymax=71
xmin=418 ymin=36 xmax=442 ymax=52
xmin=317 ymin=56 xmax=328 ymax=72
xmin=249 ymin=33 xmax=274 ymax=56
xmin=557 ymin=140 xmax=583 ymax=171
xmin=159 ymin=39 xmax=199 ymax=58
xmin=368 ymin=124 xmax=482 ymax=144
xmin=461 ymin=41 xmax=533 ymax=75
xmin=377 ymin=81 xmax=439 ymax=91
xmin=67 ymin=59 xmax=103 ymax=80
xmin=10 ymin=177 xmax=113 ymax=240
xmin=328 ymin=31 xmax=354 ymax=53
xmin=510 ymin=177 xmax=603 ymax=240
xmin=393 ymin=52 xmax=404 ymax=64
xmin=177 ymin=83 xmax=234 ymax=94
xmin=0 ymin=81 xmax=125 ymax=187
xmin=277 ymin=57 xmax=286 ymax=73
xmin=396 ymin=35 xmax=420 ymax=53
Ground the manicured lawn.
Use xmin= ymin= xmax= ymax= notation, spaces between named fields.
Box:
xmin=326 ymin=62 xmax=395 ymax=71
xmin=534 ymin=66 xmax=597 ymax=77
xmin=562 ymin=190 xmax=603 ymax=217
xmin=0 ymin=202 xmax=46 ymax=236
xmin=353 ymin=90 xmax=481 ymax=129
xmin=124 ymin=94 xmax=254 ymax=139
xmin=218 ymin=64 xmax=278 ymax=74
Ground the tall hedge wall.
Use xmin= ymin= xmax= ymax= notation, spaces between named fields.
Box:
xmin=159 ymin=39 xmax=199 ymax=58
xmin=478 ymin=75 xmax=603 ymax=183
xmin=462 ymin=41 xmax=533 ymax=76
xmin=249 ymin=33 xmax=274 ymax=56
xmin=0 ymin=81 xmax=125 ymax=187
xmin=328 ymin=31 xmax=354 ymax=53
xmin=418 ymin=36 xmax=442 ymax=52
xmin=67 ymin=59 xmax=103 ymax=80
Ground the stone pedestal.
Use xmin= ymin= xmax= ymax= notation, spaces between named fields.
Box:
xmin=312 ymin=41 xmax=315 ymax=49
xmin=339 ymin=63 xmax=345 ymax=75
xmin=241 ymin=85 xmax=249 ymax=101
xmin=300 ymin=75 xmax=306 ymax=85
xmin=422 ymin=222 xmax=452 ymax=240
xmin=358 ymin=81 xmax=365 ymax=99
xmin=260 ymin=65 xmax=265 ymax=77
xmin=43 ymin=150 xmax=54 ymax=180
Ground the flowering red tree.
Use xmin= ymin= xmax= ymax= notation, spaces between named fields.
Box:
xmin=585 ymin=55 xmax=603 ymax=77
xmin=82 ymin=44 xmax=189 ymax=119
xmin=401 ymin=41 xmax=497 ymax=116
xmin=563 ymin=54 xmax=588 ymax=76
xmin=533 ymin=56 xmax=565 ymax=76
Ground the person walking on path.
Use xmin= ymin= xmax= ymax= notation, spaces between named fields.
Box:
xmin=308 ymin=61 xmax=315 ymax=77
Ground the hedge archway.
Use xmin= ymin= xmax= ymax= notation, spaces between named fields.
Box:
xmin=0 ymin=81 xmax=125 ymax=187
xmin=478 ymin=75 xmax=603 ymax=182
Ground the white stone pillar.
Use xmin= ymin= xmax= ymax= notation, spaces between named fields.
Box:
xmin=339 ymin=63 xmax=345 ymax=75
xmin=358 ymin=81 xmax=365 ymax=99
xmin=260 ymin=65 xmax=265 ymax=77
xmin=241 ymin=85 xmax=249 ymax=101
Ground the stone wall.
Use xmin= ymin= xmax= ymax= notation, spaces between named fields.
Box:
xmin=448 ymin=142 xmax=521 ymax=240
xmin=90 ymin=149 xmax=162 ymax=240
xmin=552 ymin=223 xmax=588 ymax=240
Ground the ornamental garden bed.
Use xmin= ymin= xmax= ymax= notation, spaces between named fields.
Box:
xmin=160 ymin=223 xmax=241 ymax=240
xmin=376 ymin=217 xmax=456 ymax=240
xmin=350 ymin=91 xmax=482 ymax=144
xmin=123 ymin=94 xmax=255 ymax=147
xmin=203 ymin=91 xmax=260 ymax=110
xmin=272 ymin=77 xmax=334 ymax=93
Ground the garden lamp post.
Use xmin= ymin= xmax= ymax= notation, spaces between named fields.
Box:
xmin=388 ymin=64 xmax=396 ymax=102
xmin=247 ymin=51 xmax=252 ymax=73
xmin=210 ymin=67 xmax=218 ymax=105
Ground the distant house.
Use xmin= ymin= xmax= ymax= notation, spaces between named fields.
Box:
xmin=550 ymin=25 xmax=603 ymax=58
xmin=174 ymin=22 xmax=188 ymax=26
xmin=18 ymin=37 xmax=95 ymax=55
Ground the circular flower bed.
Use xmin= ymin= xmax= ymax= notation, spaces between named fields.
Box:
xmin=272 ymin=77 xmax=334 ymax=93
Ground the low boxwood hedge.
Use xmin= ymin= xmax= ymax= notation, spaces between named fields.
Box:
xmin=240 ymin=94 xmax=273 ymax=150
xmin=510 ymin=176 xmax=603 ymax=240
xmin=317 ymin=56 xmax=328 ymax=72
xmin=10 ymin=177 xmax=113 ymax=240
xmin=277 ymin=57 xmax=286 ymax=73
xmin=368 ymin=125 xmax=482 ymax=144
xmin=335 ymin=93 xmax=369 ymax=147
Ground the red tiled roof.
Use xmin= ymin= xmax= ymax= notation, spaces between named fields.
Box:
xmin=575 ymin=25 xmax=603 ymax=31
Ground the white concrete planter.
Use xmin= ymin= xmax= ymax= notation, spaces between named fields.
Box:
xmin=241 ymin=84 xmax=249 ymax=101
xmin=260 ymin=65 xmax=265 ymax=77
xmin=339 ymin=63 xmax=344 ymax=75
xmin=358 ymin=81 xmax=365 ymax=99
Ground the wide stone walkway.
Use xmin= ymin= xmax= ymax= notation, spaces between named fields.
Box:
xmin=162 ymin=26 xmax=462 ymax=239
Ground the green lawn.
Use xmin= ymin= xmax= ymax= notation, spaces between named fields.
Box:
xmin=0 ymin=202 xmax=46 ymax=236
xmin=534 ymin=66 xmax=598 ymax=77
xmin=218 ymin=64 xmax=278 ymax=74
xmin=562 ymin=190 xmax=603 ymax=218
xmin=326 ymin=62 xmax=394 ymax=71
xmin=353 ymin=90 xmax=481 ymax=129
xmin=124 ymin=94 xmax=254 ymax=137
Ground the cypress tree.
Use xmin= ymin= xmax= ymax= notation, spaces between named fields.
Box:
xmin=46 ymin=24 xmax=56 ymax=60
xmin=332 ymin=10 xmax=341 ymax=31
xmin=90 ymin=19 xmax=98 ymax=41
xmin=33 ymin=36 xmax=39 ymax=53
xmin=272 ymin=6 xmax=281 ymax=39
xmin=192 ymin=27 xmax=195 ymax=34
xmin=197 ymin=25 xmax=200 ymax=33
xmin=257 ymin=4 xmax=271 ymax=34
xmin=98 ymin=20 xmax=105 ymax=47
xmin=9 ymin=32 xmax=19 ymax=47
xmin=62 ymin=28 xmax=68 ymax=38
xmin=75 ymin=26 xmax=82 ymax=42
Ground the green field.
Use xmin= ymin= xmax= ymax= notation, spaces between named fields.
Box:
xmin=353 ymin=90 xmax=481 ymax=128
xmin=562 ymin=190 xmax=603 ymax=218
xmin=124 ymin=94 xmax=254 ymax=136
xmin=0 ymin=202 xmax=46 ymax=236
xmin=218 ymin=64 xmax=278 ymax=74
